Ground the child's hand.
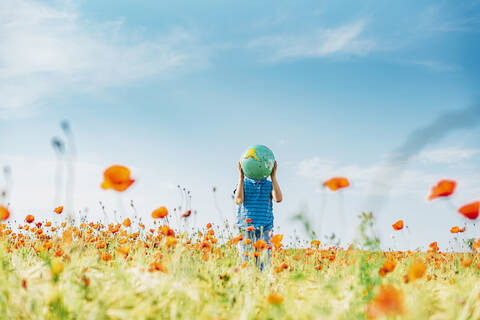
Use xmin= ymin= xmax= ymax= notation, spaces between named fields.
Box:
xmin=271 ymin=161 xmax=277 ymax=179
xmin=238 ymin=161 xmax=244 ymax=179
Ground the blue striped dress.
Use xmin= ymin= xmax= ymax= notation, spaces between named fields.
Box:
xmin=237 ymin=177 xmax=273 ymax=231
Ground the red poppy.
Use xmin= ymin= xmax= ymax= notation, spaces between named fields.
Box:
xmin=246 ymin=226 xmax=255 ymax=231
xmin=450 ymin=226 xmax=466 ymax=233
xmin=428 ymin=180 xmax=456 ymax=201
xmin=54 ymin=206 xmax=63 ymax=214
xmin=25 ymin=215 xmax=34 ymax=224
xmin=392 ymin=220 xmax=404 ymax=231
xmin=323 ymin=177 xmax=350 ymax=191
xmin=458 ymin=201 xmax=480 ymax=220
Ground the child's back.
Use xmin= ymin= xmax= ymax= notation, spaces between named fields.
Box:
xmin=237 ymin=177 xmax=273 ymax=231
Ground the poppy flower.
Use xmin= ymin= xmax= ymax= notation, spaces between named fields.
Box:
xmin=54 ymin=206 xmax=63 ymax=214
xmin=323 ymin=177 xmax=350 ymax=191
xmin=271 ymin=234 xmax=283 ymax=249
xmin=253 ymin=239 xmax=267 ymax=251
xmin=101 ymin=165 xmax=135 ymax=192
xmin=152 ymin=207 xmax=168 ymax=219
xmin=428 ymin=180 xmax=456 ymax=201
xmin=407 ymin=260 xmax=426 ymax=281
xmin=25 ymin=215 xmax=34 ymax=224
xmin=392 ymin=220 xmax=404 ymax=231
xmin=267 ymin=293 xmax=284 ymax=305
xmin=182 ymin=210 xmax=192 ymax=218
xmin=366 ymin=285 xmax=404 ymax=318
xmin=458 ymin=201 xmax=479 ymax=220
xmin=450 ymin=226 xmax=466 ymax=233
xmin=246 ymin=226 xmax=255 ymax=231
xmin=245 ymin=218 xmax=252 ymax=224
xmin=0 ymin=206 xmax=10 ymax=221
xmin=122 ymin=218 xmax=131 ymax=228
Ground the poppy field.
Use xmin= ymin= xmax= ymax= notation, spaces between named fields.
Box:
xmin=0 ymin=166 xmax=479 ymax=320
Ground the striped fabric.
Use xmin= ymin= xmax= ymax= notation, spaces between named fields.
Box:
xmin=237 ymin=177 xmax=273 ymax=231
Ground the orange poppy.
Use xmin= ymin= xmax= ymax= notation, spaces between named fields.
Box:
xmin=407 ymin=260 xmax=426 ymax=281
xmin=267 ymin=293 xmax=284 ymax=305
xmin=152 ymin=207 xmax=168 ymax=219
xmin=392 ymin=220 xmax=404 ymax=231
xmin=253 ymin=239 xmax=267 ymax=251
xmin=450 ymin=226 xmax=466 ymax=233
xmin=246 ymin=226 xmax=255 ymax=231
xmin=323 ymin=177 xmax=350 ymax=191
xmin=122 ymin=218 xmax=131 ymax=228
xmin=0 ymin=206 xmax=10 ymax=221
xmin=458 ymin=201 xmax=479 ymax=220
xmin=271 ymin=234 xmax=284 ymax=249
xmin=25 ymin=215 xmax=34 ymax=224
xmin=245 ymin=218 xmax=252 ymax=223
xmin=428 ymin=180 xmax=456 ymax=201
xmin=101 ymin=165 xmax=135 ymax=192
xmin=54 ymin=206 xmax=63 ymax=214
xmin=366 ymin=285 xmax=404 ymax=318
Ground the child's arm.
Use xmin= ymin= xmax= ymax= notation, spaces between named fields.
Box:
xmin=271 ymin=161 xmax=283 ymax=203
xmin=235 ymin=162 xmax=244 ymax=205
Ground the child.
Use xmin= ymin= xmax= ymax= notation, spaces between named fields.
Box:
xmin=235 ymin=161 xmax=282 ymax=270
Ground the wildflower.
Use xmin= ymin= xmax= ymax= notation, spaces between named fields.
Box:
xmin=267 ymin=293 xmax=284 ymax=305
xmin=63 ymin=229 xmax=73 ymax=244
xmin=407 ymin=260 xmax=426 ymax=281
xmin=54 ymin=206 xmax=63 ymax=214
xmin=366 ymin=285 xmax=404 ymax=318
xmin=246 ymin=226 xmax=255 ymax=231
xmin=271 ymin=234 xmax=284 ymax=249
xmin=0 ymin=206 xmax=9 ymax=221
xmin=116 ymin=244 xmax=130 ymax=257
xmin=148 ymin=260 xmax=168 ymax=273
xmin=101 ymin=165 xmax=135 ymax=192
xmin=182 ymin=210 xmax=192 ymax=218
xmin=472 ymin=238 xmax=480 ymax=251
xmin=450 ymin=226 xmax=466 ymax=233
xmin=379 ymin=259 xmax=397 ymax=277
xmin=460 ymin=257 xmax=473 ymax=268
xmin=206 ymin=223 xmax=212 ymax=229
xmin=25 ymin=215 xmax=34 ymax=223
xmin=101 ymin=253 xmax=112 ymax=262
xmin=323 ymin=177 xmax=350 ymax=191
xmin=253 ymin=239 xmax=267 ymax=251
xmin=392 ymin=220 xmax=404 ymax=231
xmin=152 ymin=207 xmax=168 ymax=219
xmin=123 ymin=218 xmax=131 ymax=228
xmin=428 ymin=180 xmax=456 ymax=201
xmin=50 ymin=259 xmax=64 ymax=276
xmin=458 ymin=201 xmax=479 ymax=220
xmin=241 ymin=261 xmax=248 ymax=268
xmin=245 ymin=218 xmax=252 ymax=223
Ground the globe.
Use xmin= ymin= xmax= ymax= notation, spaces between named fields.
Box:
xmin=240 ymin=145 xmax=275 ymax=180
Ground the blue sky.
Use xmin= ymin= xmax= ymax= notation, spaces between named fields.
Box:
xmin=1 ymin=0 xmax=480 ymax=250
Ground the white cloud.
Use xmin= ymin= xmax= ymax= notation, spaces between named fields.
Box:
xmin=248 ymin=20 xmax=376 ymax=62
xmin=410 ymin=60 xmax=461 ymax=72
xmin=417 ymin=147 xmax=480 ymax=164
xmin=0 ymin=0 xmax=207 ymax=116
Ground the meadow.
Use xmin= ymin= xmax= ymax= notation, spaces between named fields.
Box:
xmin=0 ymin=205 xmax=479 ymax=319
xmin=0 ymin=166 xmax=479 ymax=319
